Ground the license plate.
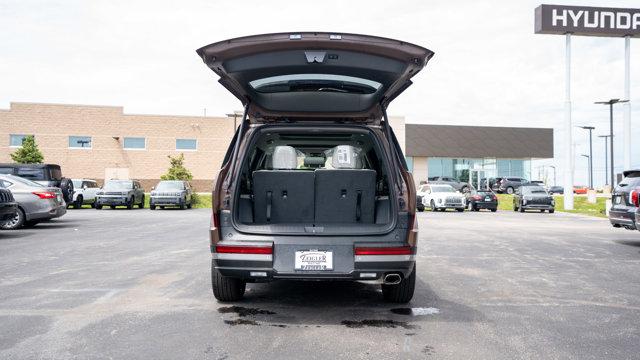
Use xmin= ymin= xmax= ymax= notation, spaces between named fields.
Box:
xmin=295 ymin=250 xmax=333 ymax=271
xmin=485 ymin=197 xmax=491 ymax=201
xmin=615 ymin=196 xmax=621 ymax=204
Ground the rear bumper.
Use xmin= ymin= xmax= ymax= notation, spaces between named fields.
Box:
xmin=471 ymin=201 xmax=497 ymax=209
xmin=29 ymin=205 xmax=66 ymax=221
xmin=609 ymin=208 xmax=636 ymax=228
xmin=212 ymin=247 xmax=415 ymax=282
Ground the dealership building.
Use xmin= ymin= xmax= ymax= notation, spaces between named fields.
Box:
xmin=1 ymin=102 xmax=553 ymax=191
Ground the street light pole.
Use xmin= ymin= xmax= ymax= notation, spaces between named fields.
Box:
xmin=595 ymin=99 xmax=629 ymax=186
xmin=580 ymin=154 xmax=590 ymax=186
xmin=578 ymin=126 xmax=595 ymax=189
xmin=598 ymin=135 xmax=611 ymax=186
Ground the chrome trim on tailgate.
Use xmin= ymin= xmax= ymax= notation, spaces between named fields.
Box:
xmin=354 ymin=255 xmax=415 ymax=262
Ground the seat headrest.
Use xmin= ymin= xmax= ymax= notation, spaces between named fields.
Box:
xmin=272 ymin=146 xmax=298 ymax=170
xmin=331 ymin=145 xmax=361 ymax=169
xmin=304 ymin=156 xmax=325 ymax=168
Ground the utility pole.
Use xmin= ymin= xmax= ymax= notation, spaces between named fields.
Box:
xmin=598 ymin=135 xmax=611 ymax=186
xmin=578 ymin=126 xmax=595 ymax=189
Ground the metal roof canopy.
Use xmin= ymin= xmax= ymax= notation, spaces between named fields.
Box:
xmin=534 ymin=4 xmax=637 ymax=210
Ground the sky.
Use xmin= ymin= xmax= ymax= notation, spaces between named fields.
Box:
xmin=1 ymin=0 xmax=639 ymax=186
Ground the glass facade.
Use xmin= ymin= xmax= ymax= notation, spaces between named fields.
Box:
xmin=407 ymin=156 xmax=531 ymax=182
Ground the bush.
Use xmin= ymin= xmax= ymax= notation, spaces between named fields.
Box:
xmin=10 ymin=135 xmax=44 ymax=163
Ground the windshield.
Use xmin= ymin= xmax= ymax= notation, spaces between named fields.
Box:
xmin=156 ymin=181 xmax=184 ymax=191
xmin=431 ymin=185 xmax=455 ymax=193
xmin=522 ymin=186 xmax=547 ymax=195
xmin=72 ymin=180 xmax=82 ymax=188
xmin=104 ymin=180 xmax=133 ymax=190
xmin=618 ymin=172 xmax=640 ymax=188
xmin=6 ymin=175 xmax=44 ymax=188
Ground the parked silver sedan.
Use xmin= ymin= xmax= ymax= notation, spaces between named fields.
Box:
xmin=0 ymin=174 xmax=67 ymax=230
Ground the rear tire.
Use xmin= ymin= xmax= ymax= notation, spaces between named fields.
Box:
xmin=417 ymin=206 xmax=424 ymax=212
xmin=519 ymin=204 xmax=525 ymax=213
xmin=74 ymin=196 xmax=83 ymax=209
xmin=110 ymin=205 xmax=116 ymax=209
xmin=187 ymin=203 xmax=192 ymax=209
xmin=138 ymin=196 xmax=145 ymax=209
xmin=150 ymin=204 xmax=156 ymax=210
xmin=96 ymin=204 xmax=103 ymax=209
xmin=490 ymin=208 xmax=497 ymax=212
xmin=430 ymin=200 xmax=437 ymax=212
xmin=179 ymin=204 xmax=185 ymax=210
xmin=127 ymin=197 xmax=134 ymax=210
xmin=382 ymin=265 xmax=416 ymax=303
xmin=211 ymin=264 xmax=246 ymax=302
xmin=1 ymin=208 xmax=25 ymax=230
xmin=540 ymin=209 xmax=545 ymax=213
xmin=456 ymin=208 xmax=464 ymax=212
xmin=549 ymin=209 xmax=555 ymax=214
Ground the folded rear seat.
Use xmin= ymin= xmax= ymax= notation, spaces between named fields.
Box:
xmin=314 ymin=145 xmax=376 ymax=223
xmin=253 ymin=146 xmax=314 ymax=223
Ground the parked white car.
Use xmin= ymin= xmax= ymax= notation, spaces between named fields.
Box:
xmin=70 ymin=179 xmax=100 ymax=209
xmin=419 ymin=184 xmax=466 ymax=212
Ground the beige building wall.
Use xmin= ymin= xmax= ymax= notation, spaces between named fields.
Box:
xmin=388 ymin=115 xmax=405 ymax=153
xmin=0 ymin=102 xmax=235 ymax=191
xmin=412 ymin=156 xmax=429 ymax=187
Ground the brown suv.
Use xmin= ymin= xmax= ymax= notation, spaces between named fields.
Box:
xmin=198 ymin=33 xmax=433 ymax=303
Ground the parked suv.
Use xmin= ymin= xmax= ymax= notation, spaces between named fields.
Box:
xmin=0 ymin=163 xmax=74 ymax=203
xmin=419 ymin=184 xmax=465 ymax=212
xmin=150 ymin=180 xmax=193 ymax=210
xmin=496 ymin=177 xmax=530 ymax=194
xmin=465 ymin=189 xmax=498 ymax=212
xmin=95 ymin=180 xmax=145 ymax=209
xmin=513 ymin=185 xmax=555 ymax=213
xmin=609 ymin=169 xmax=640 ymax=231
xmin=199 ymin=32 xmax=431 ymax=303
xmin=0 ymin=174 xmax=66 ymax=229
xmin=428 ymin=176 xmax=469 ymax=193
xmin=70 ymin=179 xmax=100 ymax=209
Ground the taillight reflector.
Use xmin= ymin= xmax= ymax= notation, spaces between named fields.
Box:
xmin=215 ymin=245 xmax=273 ymax=254
xmin=631 ymin=188 xmax=640 ymax=207
xmin=354 ymin=246 xmax=412 ymax=255
xmin=32 ymin=191 xmax=56 ymax=199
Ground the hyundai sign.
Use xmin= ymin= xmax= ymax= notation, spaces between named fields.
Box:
xmin=535 ymin=4 xmax=640 ymax=37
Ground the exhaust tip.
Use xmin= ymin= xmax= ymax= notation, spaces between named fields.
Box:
xmin=383 ymin=273 xmax=402 ymax=285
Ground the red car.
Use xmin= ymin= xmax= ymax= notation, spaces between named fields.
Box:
xmin=573 ymin=186 xmax=588 ymax=194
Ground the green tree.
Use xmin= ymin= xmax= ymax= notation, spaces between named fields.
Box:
xmin=10 ymin=135 xmax=44 ymax=163
xmin=160 ymin=153 xmax=193 ymax=181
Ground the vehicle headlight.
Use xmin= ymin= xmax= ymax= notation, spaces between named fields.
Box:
xmin=524 ymin=196 xmax=532 ymax=201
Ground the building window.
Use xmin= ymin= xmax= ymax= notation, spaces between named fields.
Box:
xmin=123 ymin=137 xmax=146 ymax=150
xmin=9 ymin=134 xmax=31 ymax=147
xmin=176 ymin=138 xmax=197 ymax=151
xmin=68 ymin=136 xmax=92 ymax=149
xmin=405 ymin=156 xmax=414 ymax=173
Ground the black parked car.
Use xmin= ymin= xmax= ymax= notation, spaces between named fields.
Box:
xmin=548 ymin=186 xmax=564 ymax=195
xmin=0 ymin=163 xmax=74 ymax=204
xmin=0 ymin=183 xmax=18 ymax=222
xmin=513 ymin=185 xmax=555 ymax=213
xmin=495 ymin=177 xmax=530 ymax=194
xmin=465 ymin=189 xmax=498 ymax=212
xmin=609 ymin=169 xmax=640 ymax=231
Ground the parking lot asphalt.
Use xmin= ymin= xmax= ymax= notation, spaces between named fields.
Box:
xmin=1 ymin=208 xmax=640 ymax=359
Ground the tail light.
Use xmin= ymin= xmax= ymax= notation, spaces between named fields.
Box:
xmin=355 ymin=246 xmax=412 ymax=255
xmin=215 ymin=245 xmax=272 ymax=254
xmin=631 ymin=188 xmax=640 ymax=207
xmin=32 ymin=191 xmax=56 ymax=199
xmin=473 ymin=195 xmax=482 ymax=200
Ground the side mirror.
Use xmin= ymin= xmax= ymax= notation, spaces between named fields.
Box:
xmin=82 ymin=185 xmax=88 ymax=190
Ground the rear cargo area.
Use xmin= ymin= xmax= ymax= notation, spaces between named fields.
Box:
xmin=233 ymin=126 xmax=395 ymax=234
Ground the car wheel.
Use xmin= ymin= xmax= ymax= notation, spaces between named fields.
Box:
xmin=150 ymin=204 xmax=156 ymax=210
xmin=382 ymin=264 xmax=416 ymax=303
xmin=110 ymin=205 xmax=116 ymax=209
xmin=211 ymin=261 xmax=246 ymax=302
xmin=490 ymin=208 xmax=497 ymax=212
xmin=417 ymin=206 xmax=424 ymax=212
xmin=127 ymin=197 xmax=134 ymax=210
xmin=540 ymin=209 xmax=545 ymax=213
xmin=187 ymin=203 xmax=192 ymax=209
xmin=513 ymin=203 xmax=518 ymax=212
xmin=90 ymin=201 xmax=96 ymax=208
xmin=160 ymin=206 xmax=165 ymax=209
xmin=456 ymin=208 xmax=464 ymax=212
xmin=96 ymin=204 xmax=103 ymax=209
xmin=1 ymin=208 xmax=25 ymax=230
xmin=138 ymin=196 xmax=145 ymax=209
xmin=74 ymin=195 xmax=83 ymax=209
xmin=549 ymin=209 xmax=555 ymax=214
xmin=506 ymin=187 xmax=514 ymax=195
xmin=179 ymin=204 xmax=186 ymax=210
xmin=519 ymin=204 xmax=525 ymax=213
xmin=430 ymin=200 xmax=437 ymax=212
